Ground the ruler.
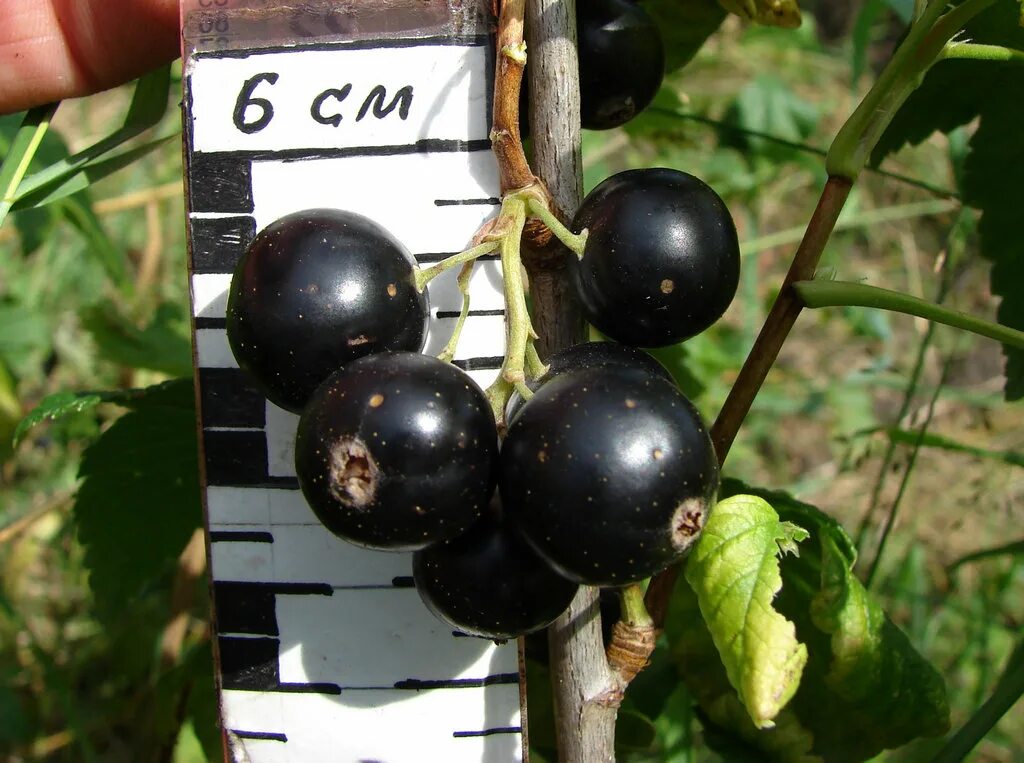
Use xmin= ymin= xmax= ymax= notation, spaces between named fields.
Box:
xmin=180 ymin=2 xmax=522 ymax=760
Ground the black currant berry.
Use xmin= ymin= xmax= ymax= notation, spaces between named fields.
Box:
xmin=294 ymin=352 xmax=498 ymax=551
xmin=571 ymin=168 xmax=740 ymax=347
xmin=413 ymin=511 xmax=579 ymax=640
xmin=500 ymin=365 xmax=719 ymax=586
xmin=519 ymin=0 xmax=664 ymax=134
xmin=226 ymin=208 xmax=426 ymax=412
xmin=507 ymin=340 xmax=671 ymax=423
xmin=578 ymin=0 xmax=665 ymax=130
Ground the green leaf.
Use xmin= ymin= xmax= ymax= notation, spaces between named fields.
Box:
xmin=525 ymin=658 xmax=558 ymax=759
xmin=11 ymin=204 xmax=59 ymax=255
xmin=961 ymin=85 xmax=1024 ymax=399
xmin=0 ymin=361 xmax=19 ymax=462
xmin=872 ymin=0 xmax=1024 ymax=163
xmin=173 ymin=721 xmax=209 ymax=763
xmin=61 ymin=197 xmax=130 ymax=290
xmin=645 ymin=0 xmax=728 ymax=74
xmin=184 ymin=643 xmax=221 ymax=763
xmin=0 ymin=678 xmax=33 ymax=746
xmin=81 ymin=301 xmax=193 ymax=377
xmin=684 ymin=494 xmax=809 ymax=728
xmin=11 ymin=383 xmax=182 ymax=446
xmin=123 ymin=65 xmax=174 ymax=129
xmin=13 ymin=391 xmax=106 ymax=446
xmin=871 ymin=0 xmax=1024 ymax=398
xmin=0 ymin=300 xmax=50 ymax=374
xmin=671 ymin=480 xmax=951 ymax=761
xmin=74 ymin=379 xmax=201 ymax=613
xmin=722 ymin=75 xmax=819 ymax=165
xmin=667 ymin=578 xmax=820 ymax=762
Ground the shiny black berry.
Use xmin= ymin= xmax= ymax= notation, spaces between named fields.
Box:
xmin=500 ymin=365 xmax=719 ymax=585
xmin=226 ymin=208 xmax=427 ymax=412
xmin=294 ymin=352 xmax=498 ymax=551
xmin=507 ymin=340 xmax=672 ymax=423
xmin=578 ymin=0 xmax=665 ymax=130
xmin=571 ymin=168 xmax=740 ymax=347
xmin=413 ymin=511 xmax=579 ymax=640
xmin=519 ymin=0 xmax=664 ymax=134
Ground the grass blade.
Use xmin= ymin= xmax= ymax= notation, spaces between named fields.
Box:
xmin=12 ymin=133 xmax=179 ymax=211
xmin=0 ymin=104 xmax=60 ymax=228
xmin=931 ymin=639 xmax=1024 ymax=763
xmin=948 ymin=540 xmax=1024 ymax=570
xmin=10 ymin=66 xmax=171 ymax=206
xmin=886 ymin=428 xmax=1024 ymax=467
xmin=864 ymin=353 xmax=952 ymax=588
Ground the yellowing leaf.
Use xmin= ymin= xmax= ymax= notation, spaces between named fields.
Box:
xmin=684 ymin=494 xmax=809 ymax=728
xmin=674 ymin=480 xmax=951 ymax=761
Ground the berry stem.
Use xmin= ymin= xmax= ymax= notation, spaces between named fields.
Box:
xmin=606 ymin=586 xmax=657 ymax=686
xmin=484 ymin=195 xmax=538 ymax=424
xmin=485 ymin=375 xmax=514 ymax=428
xmin=491 ymin=0 xmax=537 ymax=194
xmin=497 ymin=198 xmax=533 ymax=385
xmin=437 ymin=261 xmax=475 ymax=364
xmin=413 ymin=240 xmax=499 ymax=291
xmin=513 ymin=2 xmax=617 ymax=761
xmin=619 ymin=584 xmax=653 ymax=628
xmin=525 ymin=341 xmax=549 ymax=380
xmin=526 ymin=196 xmax=587 ymax=257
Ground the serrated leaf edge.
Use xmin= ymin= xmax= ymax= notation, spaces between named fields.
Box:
xmin=687 ymin=494 xmax=810 ymax=729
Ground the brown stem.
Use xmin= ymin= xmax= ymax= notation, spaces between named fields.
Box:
xmin=519 ymin=0 xmax=585 ymax=355
xmin=492 ymin=0 xmax=536 ymax=193
xmin=520 ymin=0 xmax=619 ymax=760
xmin=639 ymin=175 xmax=853 ymax=633
xmin=709 ymin=176 xmax=853 ymax=464
xmin=548 ymin=588 xmax=619 ymax=762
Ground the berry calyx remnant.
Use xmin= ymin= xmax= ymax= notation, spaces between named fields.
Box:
xmin=294 ymin=352 xmax=499 ymax=551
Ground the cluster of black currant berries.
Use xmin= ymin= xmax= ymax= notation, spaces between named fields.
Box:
xmin=224 ymin=167 xmax=739 ymax=641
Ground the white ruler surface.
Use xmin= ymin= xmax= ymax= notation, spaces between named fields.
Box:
xmin=183 ymin=12 xmax=521 ymax=761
